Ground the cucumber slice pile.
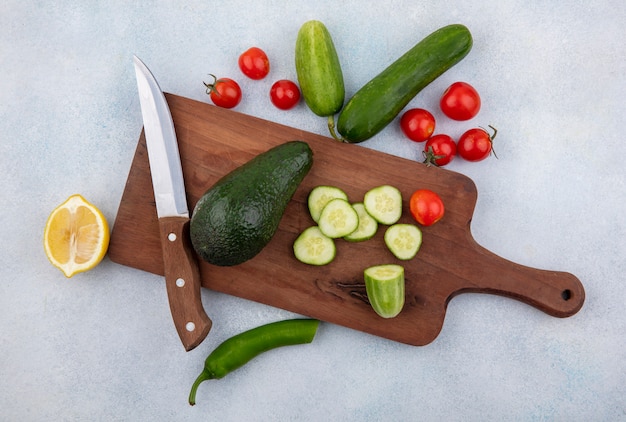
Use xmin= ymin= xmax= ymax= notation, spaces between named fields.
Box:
xmin=294 ymin=184 xmax=415 ymax=266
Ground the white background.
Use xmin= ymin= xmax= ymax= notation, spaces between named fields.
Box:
xmin=1 ymin=1 xmax=624 ymax=420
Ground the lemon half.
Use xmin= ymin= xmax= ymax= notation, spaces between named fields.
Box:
xmin=44 ymin=194 xmax=110 ymax=277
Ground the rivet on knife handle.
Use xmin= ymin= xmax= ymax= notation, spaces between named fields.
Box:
xmin=159 ymin=216 xmax=212 ymax=351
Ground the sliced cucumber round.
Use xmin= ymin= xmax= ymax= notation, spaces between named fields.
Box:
xmin=384 ymin=224 xmax=422 ymax=260
xmin=293 ymin=226 xmax=336 ymax=265
xmin=318 ymin=198 xmax=359 ymax=238
xmin=344 ymin=203 xmax=378 ymax=242
xmin=363 ymin=185 xmax=403 ymax=225
xmin=364 ymin=264 xmax=405 ymax=318
xmin=307 ymin=185 xmax=349 ymax=223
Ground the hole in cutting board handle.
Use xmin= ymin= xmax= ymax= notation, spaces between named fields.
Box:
xmin=561 ymin=289 xmax=572 ymax=301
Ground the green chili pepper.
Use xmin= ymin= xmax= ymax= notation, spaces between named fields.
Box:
xmin=188 ymin=318 xmax=320 ymax=405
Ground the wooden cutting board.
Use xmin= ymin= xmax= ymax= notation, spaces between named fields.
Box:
xmin=109 ymin=93 xmax=584 ymax=346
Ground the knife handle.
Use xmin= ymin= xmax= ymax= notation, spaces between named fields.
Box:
xmin=159 ymin=216 xmax=212 ymax=351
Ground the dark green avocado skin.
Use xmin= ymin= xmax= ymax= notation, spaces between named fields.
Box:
xmin=190 ymin=141 xmax=313 ymax=266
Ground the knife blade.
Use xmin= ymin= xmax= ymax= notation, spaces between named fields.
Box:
xmin=133 ymin=55 xmax=211 ymax=351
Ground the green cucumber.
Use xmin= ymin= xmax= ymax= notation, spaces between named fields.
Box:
xmin=293 ymin=226 xmax=336 ymax=266
xmin=384 ymin=224 xmax=422 ymax=260
xmin=295 ymin=20 xmax=345 ymax=118
xmin=336 ymin=24 xmax=473 ymax=143
xmin=344 ymin=203 xmax=378 ymax=242
xmin=363 ymin=185 xmax=403 ymax=225
xmin=307 ymin=185 xmax=348 ymax=223
xmin=364 ymin=264 xmax=405 ymax=318
xmin=318 ymin=198 xmax=359 ymax=239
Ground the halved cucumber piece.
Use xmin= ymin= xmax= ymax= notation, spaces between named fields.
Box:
xmin=364 ymin=264 xmax=405 ymax=318
xmin=293 ymin=226 xmax=336 ymax=265
xmin=318 ymin=198 xmax=359 ymax=238
xmin=344 ymin=203 xmax=378 ymax=242
xmin=308 ymin=186 xmax=349 ymax=223
xmin=384 ymin=224 xmax=422 ymax=260
xmin=363 ymin=185 xmax=403 ymax=225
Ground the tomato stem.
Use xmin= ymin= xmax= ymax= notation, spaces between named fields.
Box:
xmin=485 ymin=125 xmax=498 ymax=159
xmin=422 ymin=146 xmax=445 ymax=167
xmin=203 ymin=74 xmax=219 ymax=96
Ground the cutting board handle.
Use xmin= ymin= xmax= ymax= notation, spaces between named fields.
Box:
xmin=454 ymin=236 xmax=585 ymax=317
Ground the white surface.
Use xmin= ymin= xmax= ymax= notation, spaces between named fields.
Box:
xmin=2 ymin=1 xmax=625 ymax=420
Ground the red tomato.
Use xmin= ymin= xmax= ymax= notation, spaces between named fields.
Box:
xmin=409 ymin=189 xmax=445 ymax=226
xmin=400 ymin=108 xmax=436 ymax=142
xmin=204 ymin=75 xmax=242 ymax=109
xmin=270 ymin=80 xmax=301 ymax=110
xmin=238 ymin=47 xmax=270 ymax=80
xmin=440 ymin=82 xmax=481 ymax=121
xmin=423 ymin=134 xmax=456 ymax=166
xmin=457 ymin=125 xmax=498 ymax=162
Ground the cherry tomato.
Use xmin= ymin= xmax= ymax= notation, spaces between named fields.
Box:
xmin=410 ymin=189 xmax=445 ymax=227
xmin=204 ymin=75 xmax=242 ymax=109
xmin=400 ymin=108 xmax=436 ymax=142
xmin=270 ymin=80 xmax=301 ymax=110
xmin=457 ymin=125 xmax=498 ymax=162
xmin=440 ymin=82 xmax=481 ymax=121
xmin=238 ymin=47 xmax=270 ymax=80
xmin=423 ymin=134 xmax=456 ymax=166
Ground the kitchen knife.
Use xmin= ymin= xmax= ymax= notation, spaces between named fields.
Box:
xmin=133 ymin=55 xmax=212 ymax=351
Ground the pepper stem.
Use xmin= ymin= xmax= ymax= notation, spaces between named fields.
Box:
xmin=188 ymin=371 xmax=211 ymax=406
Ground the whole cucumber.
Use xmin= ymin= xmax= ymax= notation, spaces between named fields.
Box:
xmin=337 ymin=24 xmax=473 ymax=143
xmin=295 ymin=20 xmax=345 ymax=117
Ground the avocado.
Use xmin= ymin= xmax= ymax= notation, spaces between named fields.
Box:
xmin=190 ymin=141 xmax=313 ymax=266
